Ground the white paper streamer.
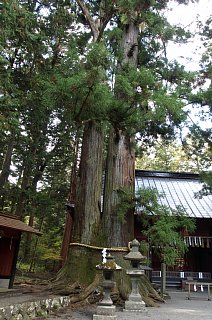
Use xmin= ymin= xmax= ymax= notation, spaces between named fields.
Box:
xmin=102 ymin=248 xmax=107 ymax=263
xmin=198 ymin=273 xmax=203 ymax=291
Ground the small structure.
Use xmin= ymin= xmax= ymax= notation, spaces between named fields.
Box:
xmin=124 ymin=239 xmax=147 ymax=313
xmin=0 ymin=212 xmax=42 ymax=289
xmin=135 ymin=170 xmax=212 ymax=286
xmin=93 ymin=252 xmax=121 ymax=320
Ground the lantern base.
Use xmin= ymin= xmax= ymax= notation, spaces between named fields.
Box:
xmin=124 ymin=300 xmax=147 ymax=313
xmin=93 ymin=316 xmax=117 ymax=320
xmin=93 ymin=305 xmax=117 ymax=319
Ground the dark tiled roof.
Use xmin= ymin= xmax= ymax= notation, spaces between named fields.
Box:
xmin=135 ymin=170 xmax=212 ymax=218
xmin=0 ymin=213 xmax=42 ymax=235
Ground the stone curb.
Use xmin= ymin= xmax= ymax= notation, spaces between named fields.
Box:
xmin=0 ymin=296 xmax=71 ymax=320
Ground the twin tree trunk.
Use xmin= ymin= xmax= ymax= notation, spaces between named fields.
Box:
xmin=53 ymin=6 xmax=164 ymax=306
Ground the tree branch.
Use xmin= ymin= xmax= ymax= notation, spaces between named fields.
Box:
xmin=76 ymin=0 xmax=99 ymax=41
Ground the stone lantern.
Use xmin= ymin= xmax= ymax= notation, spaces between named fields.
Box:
xmin=93 ymin=252 xmax=121 ymax=320
xmin=124 ymin=239 xmax=147 ymax=313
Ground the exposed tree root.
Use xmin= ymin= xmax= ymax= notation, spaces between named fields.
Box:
xmin=50 ymin=281 xmax=81 ymax=296
xmin=49 ymin=247 xmax=164 ymax=308
xmin=70 ymin=274 xmax=101 ymax=303
xmin=140 ymin=274 xmax=164 ymax=304
xmin=50 ymin=272 xmax=164 ymax=307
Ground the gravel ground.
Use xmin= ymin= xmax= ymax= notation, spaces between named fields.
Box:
xmin=47 ymin=290 xmax=212 ymax=320
xmin=1 ymin=288 xmax=212 ymax=319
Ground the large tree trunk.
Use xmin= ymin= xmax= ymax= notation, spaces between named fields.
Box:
xmin=55 ymin=1 xmax=109 ymax=285
xmin=15 ymin=158 xmax=32 ymax=219
xmin=73 ymin=121 xmax=103 ymax=245
xmin=55 ymin=121 xmax=104 ymax=285
xmin=102 ymin=19 xmax=138 ymax=246
xmin=60 ymin=129 xmax=80 ymax=265
xmin=102 ymin=129 xmax=135 ymax=246
xmin=0 ymin=136 xmax=14 ymax=209
xmin=0 ymin=137 xmax=14 ymax=190
xmin=23 ymin=161 xmax=46 ymax=261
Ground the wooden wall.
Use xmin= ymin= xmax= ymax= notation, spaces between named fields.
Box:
xmin=0 ymin=227 xmax=20 ymax=277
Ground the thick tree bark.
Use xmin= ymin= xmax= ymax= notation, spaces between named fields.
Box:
xmin=121 ymin=21 xmax=139 ymax=67
xmin=103 ymin=129 xmax=135 ymax=246
xmin=73 ymin=121 xmax=103 ymax=245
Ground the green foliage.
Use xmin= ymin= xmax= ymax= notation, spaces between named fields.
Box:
xmin=195 ymin=171 xmax=212 ymax=197
xmin=40 ymin=248 xmax=62 ymax=262
xmin=135 ymin=187 xmax=161 ymax=215
xmin=116 ymin=187 xmax=134 ymax=222
xmin=144 ymin=206 xmax=195 ymax=266
xmin=140 ymin=240 xmax=149 ymax=256
xmin=139 ymin=240 xmax=150 ymax=265
xmin=136 ymin=187 xmax=196 ymax=266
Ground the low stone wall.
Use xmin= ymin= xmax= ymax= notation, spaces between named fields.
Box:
xmin=0 ymin=296 xmax=71 ymax=320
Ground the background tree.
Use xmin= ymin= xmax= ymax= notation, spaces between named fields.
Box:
xmin=135 ymin=137 xmax=211 ymax=172
xmin=185 ymin=15 xmax=212 ymax=195
xmin=0 ymin=0 xmax=77 ymax=265
xmin=135 ymin=13 xmax=211 ymax=190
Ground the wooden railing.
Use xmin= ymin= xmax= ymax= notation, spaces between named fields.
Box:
xmin=151 ymin=271 xmax=211 ymax=288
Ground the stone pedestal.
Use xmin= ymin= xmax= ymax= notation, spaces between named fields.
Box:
xmin=124 ymin=269 xmax=147 ymax=313
xmin=93 ymin=305 xmax=117 ymax=320
xmin=93 ymin=278 xmax=117 ymax=320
